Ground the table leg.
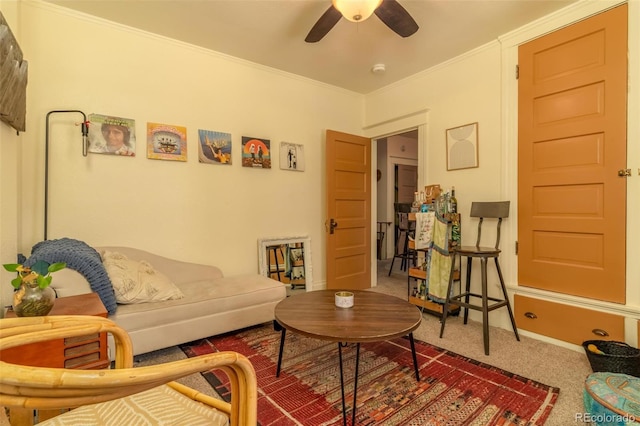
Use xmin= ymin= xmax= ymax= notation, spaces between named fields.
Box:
xmin=408 ymin=332 xmax=420 ymax=381
xmin=338 ymin=343 xmax=347 ymax=426
xmin=276 ymin=327 xmax=286 ymax=377
xmin=337 ymin=342 xmax=361 ymax=426
xmin=352 ymin=343 xmax=360 ymax=426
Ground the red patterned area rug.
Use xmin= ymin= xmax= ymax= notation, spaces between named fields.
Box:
xmin=180 ymin=323 xmax=559 ymax=425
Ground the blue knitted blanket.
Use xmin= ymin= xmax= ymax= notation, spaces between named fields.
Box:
xmin=25 ymin=238 xmax=117 ymax=315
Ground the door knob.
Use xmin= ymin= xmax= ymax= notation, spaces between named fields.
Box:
xmin=618 ymin=169 xmax=631 ymax=177
xmin=329 ymin=218 xmax=339 ymax=234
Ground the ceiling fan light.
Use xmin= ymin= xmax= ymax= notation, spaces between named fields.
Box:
xmin=332 ymin=0 xmax=383 ymax=23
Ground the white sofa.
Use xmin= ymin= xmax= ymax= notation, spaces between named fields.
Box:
xmin=50 ymin=246 xmax=287 ymax=357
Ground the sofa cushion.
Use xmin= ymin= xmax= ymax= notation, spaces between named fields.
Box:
xmin=101 ymin=250 xmax=184 ymax=304
xmin=111 ymin=274 xmax=284 ymax=332
xmin=39 ymin=384 xmax=230 ymax=426
xmin=98 ymin=246 xmax=224 ymax=285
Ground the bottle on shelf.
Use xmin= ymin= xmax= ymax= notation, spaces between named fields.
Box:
xmin=435 ymin=193 xmax=448 ymax=216
xmin=411 ymin=191 xmax=420 ymax=212
xmin=450 ymin=186 xmax=458 ymax=214
xmin=420 ymin=190 xmax=429 ymax=212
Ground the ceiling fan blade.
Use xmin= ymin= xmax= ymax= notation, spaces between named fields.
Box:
xmin=374 ymin=0 xmax=419 ymax=38
xmin=305 ymin=5 xmax=342 ymax=43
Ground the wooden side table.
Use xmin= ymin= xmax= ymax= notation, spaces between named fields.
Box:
xmin=1 ymin=292 xmax=110 ymax=369
xmin=1 ymin=293 xmax=110 ymax=424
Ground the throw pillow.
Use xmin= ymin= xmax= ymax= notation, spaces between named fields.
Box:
xmin=101 ymin=250 xmax=184 ymax=304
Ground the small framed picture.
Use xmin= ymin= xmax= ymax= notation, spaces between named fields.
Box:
xmin=88 ymin=114 xmax=136 ymax=156
xmin=147 ymin=122 xmax=187 ymax=161
xmin=446 ymin=122 xmax=478 ymax=171
xmin=198 ymin=129 xmax=232 ymax=165
xmin=280 ymin=142 xmax=305 ymax=171
xmin=242 ymin=136 xmax=271 ymax=168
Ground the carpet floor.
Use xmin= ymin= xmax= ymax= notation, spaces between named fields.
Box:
xmin=134 ymin=259 xmax=593 ymax=425
xmin=181 ymin=323 xmax=559 ymax=425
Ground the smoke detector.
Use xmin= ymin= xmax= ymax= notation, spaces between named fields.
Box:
xmin=371 ymin=63 xmax=386 ymax=74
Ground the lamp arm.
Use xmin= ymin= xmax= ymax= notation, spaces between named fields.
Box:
xmin=44 ymin=110 xmax=88 ymax=241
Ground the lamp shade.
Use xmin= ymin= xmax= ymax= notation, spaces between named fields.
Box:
xmin=332 ymin=0 xmax=383 ymax=22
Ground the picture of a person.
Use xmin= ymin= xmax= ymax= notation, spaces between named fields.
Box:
xmin=88 ymin=114 xmax=136 ymax=156
xmin=102 ymin=125 xmax=133 ymax=155
xmin=242 ymin=137 xmax=271 ymax=168
xmin=279 ymin=142 xmax=304 ymax=171
xmin=213 ymin=147 xmax=228 ymax=163
xmin=287 ymin=149 xmax=294 ymax=168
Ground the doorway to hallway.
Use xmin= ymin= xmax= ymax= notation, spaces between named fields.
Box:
xmin=375 ymin=130 xmax=419 ymax=270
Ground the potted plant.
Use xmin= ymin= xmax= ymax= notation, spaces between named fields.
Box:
xmin=3 ymin=260 xmax=66 ymax=317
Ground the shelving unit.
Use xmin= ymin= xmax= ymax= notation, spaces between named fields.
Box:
xmin=407 ymin=212 xmax=461 ymax=317
xmin=268 ymin=243 xmax=306 ymax=288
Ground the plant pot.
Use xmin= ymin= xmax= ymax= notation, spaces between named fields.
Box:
xmin=12 ymin=282 xmax=55 ymax=317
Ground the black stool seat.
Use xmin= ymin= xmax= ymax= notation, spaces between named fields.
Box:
xmin=439 ymin=202 xmax=520 ymax=355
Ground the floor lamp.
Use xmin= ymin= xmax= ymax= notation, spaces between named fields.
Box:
xmin=44 ymin=110 xmax=89 ymax=241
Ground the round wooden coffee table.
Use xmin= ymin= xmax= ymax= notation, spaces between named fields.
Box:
xmin=274 ymin=290 xmax=422 ymax=426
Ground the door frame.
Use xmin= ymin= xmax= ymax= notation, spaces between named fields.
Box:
xmin=363 ymin=110 xmax=429 ymax=284
xmin=385 ymin=161 xmax=418 ymax=258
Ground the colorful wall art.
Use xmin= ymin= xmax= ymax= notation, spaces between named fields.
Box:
xmin=241 ymin=136 xmax=270 ymax=169
xmin=88 ymin=114 xmax=136 ymax=156
xmin=198 ymin=129 xmax=232 ymax=165
xmin=147 ymin=122 xmax=187 ymax=161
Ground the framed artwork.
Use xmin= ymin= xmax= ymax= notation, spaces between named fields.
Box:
xmin=280 ymin=142 xmax=305 ymax=171
xmin=147 ymin=122 xmax=187 ymax=161
xmin=446 ymin=122 xmax=478 ymax=171
xmin=88 ymin=113 xmax=136 ymax=156
xmin=198 ymin=129 xmax=232 ymax=164
xmin=241 ymin=136 xmax=271 ymax=168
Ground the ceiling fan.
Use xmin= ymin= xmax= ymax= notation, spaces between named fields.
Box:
xmin=305 ymin=0 xmax=419 ymax=43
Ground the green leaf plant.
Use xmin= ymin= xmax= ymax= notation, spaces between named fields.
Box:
xmin=3 ymin=261 xmax=67 ymax=289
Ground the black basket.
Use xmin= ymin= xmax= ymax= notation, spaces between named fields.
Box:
xmin=582 ymin=340 xmax=640 ymax=377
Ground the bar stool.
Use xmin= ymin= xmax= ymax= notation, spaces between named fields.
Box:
xmin=439 ymin=201 xmax=519 ymax=355
xmin=388 ymin=208 xmax=416 ymax=276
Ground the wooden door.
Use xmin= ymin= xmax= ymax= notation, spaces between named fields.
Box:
xmin=396 ymin=164 xmax=418 ymax=204
xmin=326 ymin=130 xmax=371 ymax=290
xmin=518 ymin=4 xmax=627 ymax=303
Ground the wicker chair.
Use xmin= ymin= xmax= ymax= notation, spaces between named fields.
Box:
xmin=0 ymin=315 xmax=257 ymax=425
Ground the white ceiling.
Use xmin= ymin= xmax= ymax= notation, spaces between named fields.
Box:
xmin=45 ymin=0 xmax=578 ymax=94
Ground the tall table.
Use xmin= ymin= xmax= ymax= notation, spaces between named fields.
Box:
xmin=274 ymin=290 xmax=422 ymax=425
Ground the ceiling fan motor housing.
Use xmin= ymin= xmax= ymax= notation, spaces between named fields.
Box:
xmin=332 ymin=0 xmax=383 ymax=22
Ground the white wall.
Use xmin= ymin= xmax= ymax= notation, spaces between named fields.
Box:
xmin=387 ymin=134 xmax=418 ymax=160
xmin=0 ymin=0 xmax=23 ymax=314
xmin=363 ymin=0 xmax=639 ymax=343
xmin=7 ymin=1 xmax=364 ymax=312
xmin=367 ymin=42 xmax=503 ymax=268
